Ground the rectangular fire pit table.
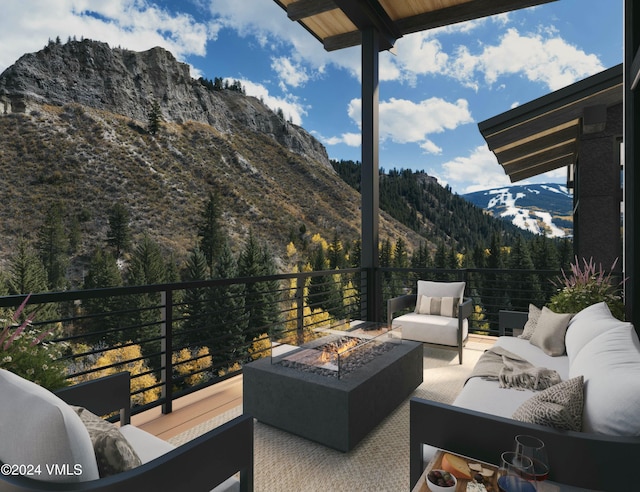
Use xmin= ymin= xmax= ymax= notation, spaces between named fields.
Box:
xmin=243 ymin=322 xmax=423 ymax=452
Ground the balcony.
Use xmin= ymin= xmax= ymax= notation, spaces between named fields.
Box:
xmin=0 ymin=267 xmax=557 ymax=490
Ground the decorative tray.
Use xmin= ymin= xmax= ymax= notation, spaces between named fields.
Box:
xmin=419 ymin=450 xmax=499 ymax=492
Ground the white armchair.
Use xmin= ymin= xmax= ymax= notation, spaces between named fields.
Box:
xmin=387 ymin=280 xmax=473 ymax=364
xmin=0 ymin=369 xmax=253 ymax=492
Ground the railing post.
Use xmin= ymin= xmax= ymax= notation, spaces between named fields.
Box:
xmin=296 ymin=274 xmax=304 ymax=344
xmin=161 ymin=289 xmax=173 ymax=415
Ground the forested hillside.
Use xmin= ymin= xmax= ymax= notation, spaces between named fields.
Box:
xmin=331 ymin=159 xmax=534 ymax=252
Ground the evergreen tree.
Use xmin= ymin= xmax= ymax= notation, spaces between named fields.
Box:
xmin=8 ymin=239 xmax=49 ymax=296
xmin=198 ymin=191 xmax=224 ymax=276
xmin=209 ymin=242 xmax=248 ymax=368
xmin=327 ymin=231 xmax=344 ymax=269
xmin=179 ymin=248 xmax=210 ymax=351
xmin=148 ymin=99 xmax=162 ymax=135
xmin=237 ymin=233 xmax=282 ymax=344
xmin=507 ymin=235 xmax=542 ymax=311
xmin=37 ymin=202 xmax=69 ymax=291
xmin=126 ymin=235 xmax=167 ymax=364
xmin=107 ymin=203 xmax=131 ymax=258
xmin=82 ymin=248 xmax=124 ymax=344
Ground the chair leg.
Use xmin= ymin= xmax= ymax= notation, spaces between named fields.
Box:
xmin=458 ymin=345 xmax=463 ymax=364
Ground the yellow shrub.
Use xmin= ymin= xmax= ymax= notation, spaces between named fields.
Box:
xmin=172 ymin=347 xmax=211 ymax=386
xmin=73 ymin=343 xmax=161 ymax=406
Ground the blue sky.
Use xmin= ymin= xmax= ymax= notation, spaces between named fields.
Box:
xmin=0 ymin=0 xmax=622 ymax=194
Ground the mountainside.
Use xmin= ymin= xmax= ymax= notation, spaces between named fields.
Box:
xmin=0 ymin=39 xmax=425 ymax=278
xmin=463 ymin=184 xmax=573 ymax=238
xmin=0 ymin=38 xmax=329 ymax=168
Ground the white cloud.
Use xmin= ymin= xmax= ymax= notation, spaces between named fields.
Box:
xmin=451 ymin=28 xmax=605 ymax=91
xmin=0 ymin=0 xmax=211 ymax=74
xmin=271 ymin=56 xmax=309 ymax=89
xmin=239 ymin=79 xmax=307 ymax=125
xmin=347 ymin=97 xmax=473 ymax=153
xmin=440 ymin=145 xmax=511 ymax=193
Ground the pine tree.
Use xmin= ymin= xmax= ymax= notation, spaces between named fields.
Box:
xmin=237 ymin=233 xmax=282 ymax=344
xmin=126 ymin=235 xmax=167 ymax=365
xmin=507 ymin=235 xmax=542 ymax=310
xmin=209 ymin=242 xmax=248 ymax=369
xmin=198 ymin=192 xmax=224 ymax=276
xmin=148 ymin=99 xmax=162 ymax=135
xmin=37 ymin=202 xmax=69 ymax=291
xmin=82 ymin=248 xmax=123 ymax=344
xmin=8 ymin=239 xmax=49 ymax=295
xmin=180 ymin=248 xmax=212 ymax=349
xmin=107 ymin=203 xmax=131 ymax=258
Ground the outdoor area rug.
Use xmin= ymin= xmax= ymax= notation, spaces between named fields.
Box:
xmin=169 ymin=340 xmax=489 ymax=492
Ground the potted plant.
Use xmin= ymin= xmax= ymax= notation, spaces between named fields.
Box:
xmin=547 ymin=256 xmax=626 ymax=320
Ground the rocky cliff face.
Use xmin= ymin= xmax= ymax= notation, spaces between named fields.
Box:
xmin=0 ymin=39 xmax=330 ymax=168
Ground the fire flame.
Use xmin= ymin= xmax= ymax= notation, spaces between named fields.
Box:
xmin=318 ymin=337 xmax=361 ymax=364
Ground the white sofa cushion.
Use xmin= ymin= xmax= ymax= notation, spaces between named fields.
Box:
xmin=569 ymin=324 xmax=640 ymax=436
xmin=564 ymin=302 xmax=630 ymax=363
xmin=393 ymin=312 xmax=467 ymax=346
xmin=118 ymin=425 xmax=175 ymax=463
xmin=118 ymin=425 xmax=240 ymax=492
xmin=453 ymin=337 xmax=570 ymax=418
xmin=416 ymin=281 xmax=465 ymax=305
xmin=0 ymin=369 xmax=100 ymax=482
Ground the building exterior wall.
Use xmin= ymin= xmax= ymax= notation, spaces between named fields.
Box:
xmin=575 ymin=103 xmax=623 ymax=271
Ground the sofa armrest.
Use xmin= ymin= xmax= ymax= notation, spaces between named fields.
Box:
xmin=387 ymin=294 xmax=417 ymax=326
xmin=55 ymin=372 xmax=131 ymax=425
xmin=410 ymin=398 xmax=637 ymax=491
xmin=498 ymin=310 xmax=528 ymax=336
xmin=0 ymin=413 xmax=254 ymax=492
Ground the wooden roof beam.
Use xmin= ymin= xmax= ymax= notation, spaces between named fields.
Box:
xmin=287 ymin=0 xmax=337 ymax=22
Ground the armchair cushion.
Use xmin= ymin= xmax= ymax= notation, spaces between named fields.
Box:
xmin=416 ymin=296 xmax=459 ymax=317
xmin=397 ymin=313 xmax=468 ymax=347
xmin=71 ymin=406 xmax=142 ymax=477
xmin=0 ymin=369 xmax=100 ymax=482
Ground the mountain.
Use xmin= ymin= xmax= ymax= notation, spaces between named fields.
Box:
xmin=462 ymin=184 xmax=573 ymax=238
xmin=0 ymin=38 xmax=426 ymax=280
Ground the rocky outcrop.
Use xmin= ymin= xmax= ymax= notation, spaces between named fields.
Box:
xmin=0 ymin=39 xmax=330 ymax=168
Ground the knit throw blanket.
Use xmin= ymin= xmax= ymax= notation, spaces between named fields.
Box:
xmin=467 ymin=346 xmax=562 ymax=391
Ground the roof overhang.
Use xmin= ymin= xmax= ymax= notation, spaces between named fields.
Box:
xmin=478 ymin=64 xmax=623 ymax=183
xmin=273 ymin=0 xmax=557 ymax=52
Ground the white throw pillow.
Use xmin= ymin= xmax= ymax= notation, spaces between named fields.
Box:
xmin=0 ymin=369 xmax=100 ymax=482
xmin=529 ymin=307 xmax=572 ymax=356
xmin=416 ymin=281 xmax=465 ymax=305
xmin=564 ymin=302 xmax=630 ymax=363
xmin=569 ymin=325 xmax=640 ymax=436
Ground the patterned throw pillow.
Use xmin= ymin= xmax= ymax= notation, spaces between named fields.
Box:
xmin=71 ymin=406 xmax=142 ymax=477
xmin=512 ymin=376 xmax=584 ymax=431
xmin=416 ymin=295 xmax=460 ymax=318
xmin=518 ymin=304 xmax=542 ymax=340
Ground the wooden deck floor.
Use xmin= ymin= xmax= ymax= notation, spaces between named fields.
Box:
xmin=131 ymin=375 xmax=243 ymax=441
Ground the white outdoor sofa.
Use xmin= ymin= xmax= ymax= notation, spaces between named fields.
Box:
xmin=410 ymin=301 xmax=640 ymax=491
